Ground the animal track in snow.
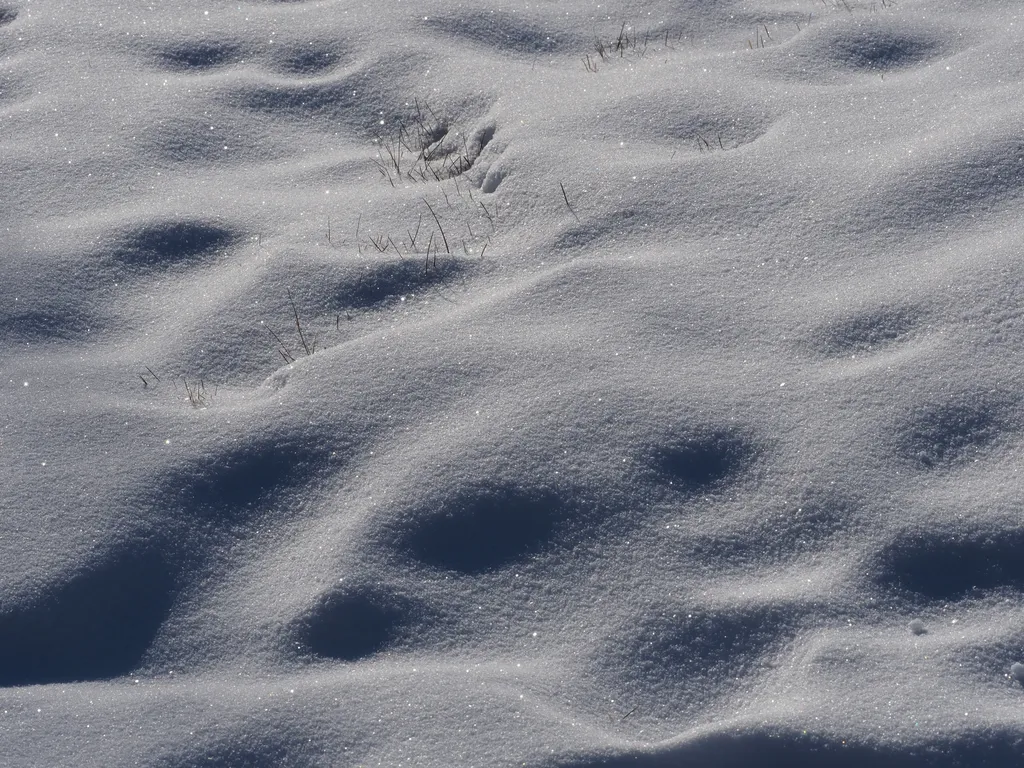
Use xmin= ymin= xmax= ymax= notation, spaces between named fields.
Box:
xmin=0 ymin=548 xmax=175 ymax=686
xmin=396 ymin=484 xmax=577 ymax=574
xmin=876 ymin=526 xmax=1024 ymax=601
xmin=296 ymin=584 xmax=424 ymax=662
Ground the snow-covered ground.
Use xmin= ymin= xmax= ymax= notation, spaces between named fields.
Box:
xmin=4 ymin=0 xmax=1024 ymax=765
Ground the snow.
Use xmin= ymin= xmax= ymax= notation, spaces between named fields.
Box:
xmin=3 ymin=0 xmax=1024 ymax=765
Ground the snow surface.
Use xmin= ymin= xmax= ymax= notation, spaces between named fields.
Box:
xmin=4 ymin=0 xmax=1024 ymax=765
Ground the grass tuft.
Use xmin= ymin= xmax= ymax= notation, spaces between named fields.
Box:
xmin=371 ymin=100 xmax=488 ymax=186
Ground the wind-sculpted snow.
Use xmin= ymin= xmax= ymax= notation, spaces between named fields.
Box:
xmin=3 ymin=0 xmax=1024 ymax=766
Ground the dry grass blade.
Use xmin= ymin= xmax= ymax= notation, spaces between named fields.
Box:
xmin=560 ymin=181 xmax=581 ymax=222
xmin=181 ymin=376 xmax=213 ymax=407
xmin=423 ymin=198 xmax=450 ymax=254
xmin=288 ymin=289 xmax=312 ymax=357
xmin=266 ymin=325 xmax=296 ymax=364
